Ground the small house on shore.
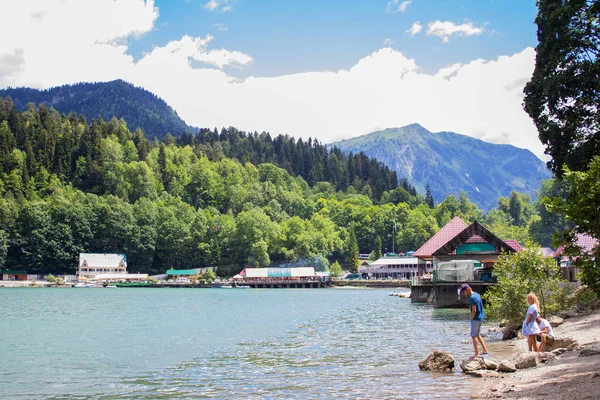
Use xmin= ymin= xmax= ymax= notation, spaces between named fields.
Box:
xmin=78 ymin=253 xmax=127 ymax=280
xmin=1 ymin=270 xmax=28 ymax=281
xmin=554 ymin=232 xmax=599 ymax=283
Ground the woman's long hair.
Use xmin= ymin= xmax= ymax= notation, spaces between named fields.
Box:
xmin=527 ymin=292 xmax=540 ymax=313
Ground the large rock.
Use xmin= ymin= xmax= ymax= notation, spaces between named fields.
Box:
xmin=483 ymin=358 xmax=499 ymax=370
xmin=546 ymin=337 xmax=578 ymax=351
xmin=502 ymin=323 xmax=521 ymax=340
xmin=549 ymin=316 xmax=565 ymax=327
xmin=419 ymin=350 xmax=455 ymax=372
xmin=513 ymin=353 xmax=539 ymax=369
xmin=497 ymin=360 xmax=517 ymax=373
xmin=460 ymin=358 xmax=487 ymax=372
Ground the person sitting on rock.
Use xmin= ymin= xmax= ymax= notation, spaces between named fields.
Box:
xmin=536 ymin=315 xmax=554 ymax=353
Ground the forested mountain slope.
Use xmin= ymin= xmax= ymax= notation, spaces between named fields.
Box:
xmin=0 ymin=80 xmax=191 ymax=140
xmin=333 ymin=124 xmax=552 ymax=211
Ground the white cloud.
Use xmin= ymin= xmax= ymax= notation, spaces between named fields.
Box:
xmin=204 ymin=0 xmax=219 ymax=11
xmin=386 ymin=0 xmax=412 ymax=14
xmin=203 ymin=0 xmax=233 ymax=12
xmin=194 ymin=49 xmax=253 ymax=69
xmin=406 ymin=21 xmax=423 ymax=36
xmin=427 ymin=20 xmax=485 ymax=42
xmin=397 ymin=1 xmax=412 ymax=13
xmin=212 ymin=23 xmax=228 ymax=32
xmin=0 ymin=1 xmax=546 ymax=161
xmin=383 ymin=38 xmax=395 ymax=45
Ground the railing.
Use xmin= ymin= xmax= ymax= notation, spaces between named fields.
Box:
xmin=432 ymin=270 xmax=496 ymax=283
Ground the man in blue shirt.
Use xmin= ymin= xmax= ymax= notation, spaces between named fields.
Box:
xmin=460 ymin=283 xmax=489 ymax=357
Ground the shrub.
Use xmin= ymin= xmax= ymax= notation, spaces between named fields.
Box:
xmin=483 ymin=241 xmax=566 ymax=323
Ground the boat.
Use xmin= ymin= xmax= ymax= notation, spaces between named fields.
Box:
xmin=389 ymin=289 xmax=411 ymax=298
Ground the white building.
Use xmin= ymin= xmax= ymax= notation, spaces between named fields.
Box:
xmin=360 ymin=256 xmax=432 ymax=279
xmin=78 ymin=253 xmax=128 ymax=279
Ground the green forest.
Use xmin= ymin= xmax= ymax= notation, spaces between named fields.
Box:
xmin=0 ymin=97 xmax=570 ymax=276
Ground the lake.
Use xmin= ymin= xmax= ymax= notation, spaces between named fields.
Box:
xmin=0 ymin=287 xmax=485 ymax=399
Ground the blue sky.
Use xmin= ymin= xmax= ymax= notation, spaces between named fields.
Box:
xmin=124 ymin=0 xmax=538 ymax=77
xmin=0 ymin=0 xmax=546 ymax=159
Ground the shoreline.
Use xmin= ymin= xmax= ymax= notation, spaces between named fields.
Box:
xmin=473 ymin=309 xmax=600 ymax=399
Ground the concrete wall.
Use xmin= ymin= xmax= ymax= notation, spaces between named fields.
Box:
xmin=411 ymin=285 xmax=434 ymax=303
xmin=433 ymin=282 xmax=494 ymax=308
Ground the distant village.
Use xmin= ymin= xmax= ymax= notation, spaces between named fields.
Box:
xmin=1 ymin=217 xmax=596 ymax=305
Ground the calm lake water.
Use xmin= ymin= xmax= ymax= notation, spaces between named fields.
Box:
xmin=0 ymin=287 xmax=487 ymax=399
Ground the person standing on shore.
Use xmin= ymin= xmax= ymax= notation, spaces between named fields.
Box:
xmin=522 ymin=292 xmax=541 ymax=352
xmin=459 ymin=283 xmax=489 ymax=358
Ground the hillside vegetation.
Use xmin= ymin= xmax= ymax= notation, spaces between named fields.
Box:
xmin=0 ymin=80 xmax=191 ymax=140
xmin=0 ymin=98 xmax=568 ymax=276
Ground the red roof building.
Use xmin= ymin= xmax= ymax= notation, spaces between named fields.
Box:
xmin=414 ymin=218 xmax=520 ymax=276
xmin=414 ymin=216 xmax=469 ymax=261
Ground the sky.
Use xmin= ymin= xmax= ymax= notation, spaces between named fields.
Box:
xmin=0 ymin=0 xmax=547 ymax=160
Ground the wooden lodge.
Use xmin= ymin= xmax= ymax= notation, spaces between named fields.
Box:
xmin=411 ymin=217 xmax=520 ymax=308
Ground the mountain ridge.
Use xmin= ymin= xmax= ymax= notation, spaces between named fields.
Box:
xmin=0 ymin=80 xmax=193 ymax=140
xmin=333 ymin=123 xmax=551 ymax=211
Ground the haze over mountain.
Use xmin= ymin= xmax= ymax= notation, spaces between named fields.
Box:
xmin=333 ymin=124 xmax=552 ymax=211
xmin=0 ymin=80 xmax=193 ymax=140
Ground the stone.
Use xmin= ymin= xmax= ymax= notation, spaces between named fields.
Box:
xmin=513 ymin=353 xmax=539 ymax=369
xmin=502 ymin=323 xmax=521 ymax=340
xmin=497 ymin=361 xmax=517 ymax=373
xmin=579 ymin=349 xmax=600 ymax=357
xmin=551 ymin=348 xmax=567 ymax=356
xmin=548 ymin=316 xmax=565 ymax=327
xmin=483 ymin=358 xmax=499 ymax=370
xmin=538 ymin=352 xmax=557 ymax=363
xmin=566 ymin=342 xmax=581 ymax=351
xmin=465 ymin=370 xmax=500 ymax=378
xmin=419 ymin=350 xmax=455 ymax=372
xmin=546 ymin=337 xmax=578 ymax=351
xmin=460 ymin=357 xmax=487 ymax=372
xmin=591 ymin=372 xmax=600 ymax=379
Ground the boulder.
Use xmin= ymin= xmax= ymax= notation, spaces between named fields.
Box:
xmin=465 ymin=370 xmax=500 ymax=378
xmin=513 ymin=353 xmax=539 ymax=369
xmin=548 ymin=316 xmax=565 ymax=327
xmin=546 ymin=337 xmax=578 ymax=351
xmin=460 ymin=357 xmax=487 ymax=372
xmin=579 ymin=349 xmax=600 ymax=357
xmin=497 ymin=361 xmax=517 ymax=373
xmin=483 ymin=358 xmax=499 ymax=370
xmin=502 ymin=323 xmax=521 ymax=340
xmin=419 ymin=350 xmax=455 ymax=372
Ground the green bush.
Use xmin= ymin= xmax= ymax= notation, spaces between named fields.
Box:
xmin=484 ymin=241 xmax=567 ymax=323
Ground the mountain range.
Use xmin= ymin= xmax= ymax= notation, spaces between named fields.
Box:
xmin=0 ymin=80 xmax=551 ymax=211
xmin=333 ymin=124 xmax=552 ymax=211
xmin=0 ymin=80 xmax=191 ymax=140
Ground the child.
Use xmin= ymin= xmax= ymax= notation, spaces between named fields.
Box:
xmin=522 ymin=292 xmax=541 ymax=352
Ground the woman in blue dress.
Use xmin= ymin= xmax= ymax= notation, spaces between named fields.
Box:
xmin=523 ymin=292 xmax=541 ymax=351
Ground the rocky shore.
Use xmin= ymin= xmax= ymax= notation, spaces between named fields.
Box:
xmin=474 ymin=309 xmax=600 ymax=399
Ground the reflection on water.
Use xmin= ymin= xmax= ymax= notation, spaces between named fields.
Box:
xmin=0 ymin=288 xmax=495 ymax=399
